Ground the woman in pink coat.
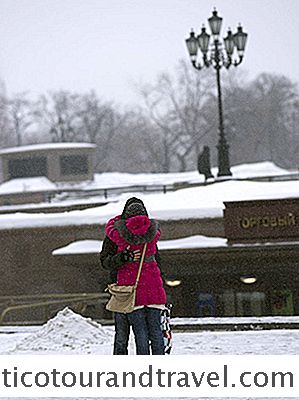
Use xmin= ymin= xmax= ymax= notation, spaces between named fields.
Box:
xmin=100 ymin=197 xmax=166 ymax=355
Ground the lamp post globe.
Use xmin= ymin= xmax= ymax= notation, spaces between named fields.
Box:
xmin=185 ymin=9 xmax=248 ymax=178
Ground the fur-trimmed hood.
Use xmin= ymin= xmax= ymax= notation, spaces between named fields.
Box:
xmin=106 ymin=215 xmax=160 ymax=245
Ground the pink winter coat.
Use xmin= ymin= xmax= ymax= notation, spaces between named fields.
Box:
xmin=105 ymin=215 xmax=166 ymax=306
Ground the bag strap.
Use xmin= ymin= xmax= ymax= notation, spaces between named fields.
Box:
xmin=134 ymin=243 xmax=147 ymax=289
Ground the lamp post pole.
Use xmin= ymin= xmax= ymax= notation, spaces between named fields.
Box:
xmin=214 ymin=40 xmax=231 ymax=176
xmin=185 ymin=9 xmax=248 ymax=178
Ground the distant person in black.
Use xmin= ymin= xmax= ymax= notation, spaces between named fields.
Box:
xmin=197 ymin=146 xmax=214 ymax=181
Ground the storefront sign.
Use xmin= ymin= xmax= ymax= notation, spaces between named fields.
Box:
xmin=224 ymin=198 xmax=299 ymax=243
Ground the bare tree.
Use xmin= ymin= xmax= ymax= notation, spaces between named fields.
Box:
xmin=76 ymin=91 xmax=127 ymax=172
xmin=110 ymin=109 xmax=165 ymax=173
xmin=0 ymin=81 xmax=12 ymax=148
xmin=7 ymin=93 xmax=34 ymax=146
xmin=77 ymin=91 xmax=114 ymax=143
xmin=34 ymin=91 xmax=82 ymax=142
xmin=289 ymin=99 xmax=299 ymax=166
xmin=223 ymin=73 xmax=299 ymax=168
xmin=1 ymin=67 xmax=297 ymax=174
xmin=139 ymin=60 xmax=215 ymax=171
xmin=92 ymin=108 xmax=127 ymax=172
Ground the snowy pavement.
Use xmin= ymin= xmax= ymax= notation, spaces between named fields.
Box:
xmin=1 ymin=309 xmax=299 ymax=356
xmin=0 ymin=309 xmax=298 ymax=399
xmin=2 ymin=326 xmax=299 ymax=356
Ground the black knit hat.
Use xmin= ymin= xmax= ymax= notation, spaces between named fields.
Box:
xmin=121 ymin=197 xmax=148 ymax=219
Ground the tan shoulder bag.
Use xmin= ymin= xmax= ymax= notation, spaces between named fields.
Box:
xmin=105 ymin=243 xmax=147 ymax=313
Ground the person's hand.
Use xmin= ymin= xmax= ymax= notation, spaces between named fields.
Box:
xmin=131 ymin=249 xmax=141 ymax=262
xmin=122 ymin=247 xmax=141 ymax=262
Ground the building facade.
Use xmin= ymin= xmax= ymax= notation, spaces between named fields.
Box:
xmin=0 ymin=143 xmax=96 ymax=184
xmin=0 ymin=197 xmax=298 ymax=323
xmin=0 ymin=143 xmax=96 ymax=207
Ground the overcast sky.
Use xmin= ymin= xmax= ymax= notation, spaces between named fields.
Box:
xmin=0 ymin=0 xmax=298 ymax=105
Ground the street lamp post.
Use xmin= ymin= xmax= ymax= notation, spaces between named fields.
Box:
xmin=185 ymin=9 xmax=248 ymax=178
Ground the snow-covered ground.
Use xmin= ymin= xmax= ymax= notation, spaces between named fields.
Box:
xmin=1 ymin=309 xmax=298 ymax=399
xmin=0 ymin=164 xmax=299 ymax=230
xmin=0 ymin=176 xmax=57 ymax=195
xmin=0 ymin=161 xmax=294 ymax=196
xmin=82 ymin=161 xmax=293 ymax=189
xmin=2 ymin=308 xmax=298 ymax=356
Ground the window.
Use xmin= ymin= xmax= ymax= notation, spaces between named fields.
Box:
xmin=60 ymin=155 xmax=88 ymax=176
xmin=8 ymin=156 xmax=47 ymax=179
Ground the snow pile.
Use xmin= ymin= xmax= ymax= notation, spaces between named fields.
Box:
xmin=12 ymin=307 xmax=112 ymax=354
xmin=0 ymin=177 xmax=57 ymax=194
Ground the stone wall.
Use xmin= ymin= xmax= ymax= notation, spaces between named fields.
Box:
xmin=0 ymin=217 xmax=224 ymax=297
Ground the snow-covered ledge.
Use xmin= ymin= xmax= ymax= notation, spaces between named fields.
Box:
xmin=52 ymin=235 xmax=228 ymax=256
xmin=52 ymin=235 xmax=299 ymax=256
xmin=52 ymin=240 xmax=102 ymax=255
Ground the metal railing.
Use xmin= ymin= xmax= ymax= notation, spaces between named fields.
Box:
xmin=0 ymin=171 xmax=298 ymax=212
xmin=0 ymin=183 xmax=173 ymax=212
xmin=49 ymin=183 xmax=172 ymax=201
xmin=0 ymin=293 xmax=108 ymax=325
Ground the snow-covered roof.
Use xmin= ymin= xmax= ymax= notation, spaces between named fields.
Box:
xmin=52 ymin=236 xmax=227 ymax=255
xmin=0 ymin=142 xmax=96 ymax=155
xmin=51 ymin=235 xmax=299 ymax=256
